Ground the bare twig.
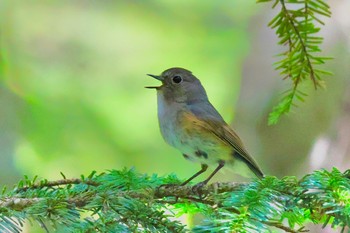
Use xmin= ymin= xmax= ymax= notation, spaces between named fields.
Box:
xmin=16 ymin=178 xmax=100 ymax=192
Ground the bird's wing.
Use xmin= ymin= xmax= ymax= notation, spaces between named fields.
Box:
xmin=181 ymin=111 xmax=264 ymax=178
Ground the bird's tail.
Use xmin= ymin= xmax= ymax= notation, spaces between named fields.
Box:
xmin=233 ymin=151 xmax=265 ymax=179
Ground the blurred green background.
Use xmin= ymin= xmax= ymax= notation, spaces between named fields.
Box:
xmin=1 ymin=0 xmax=350 ymax=231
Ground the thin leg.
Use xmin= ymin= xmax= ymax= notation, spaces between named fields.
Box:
xmin=181 ymin=164 xmax=208 ymax=186
xmin=201 ymin=160 xmax=225 ymax=185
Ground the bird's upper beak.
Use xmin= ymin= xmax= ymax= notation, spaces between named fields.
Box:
xmin=145 ymin=74 xmax=163 ymax=89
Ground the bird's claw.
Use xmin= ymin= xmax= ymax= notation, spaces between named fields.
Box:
xmin=191 ymin=181 xmax=208 ymax=198
xmin=156 ymin=183 xmax=181 ymax=203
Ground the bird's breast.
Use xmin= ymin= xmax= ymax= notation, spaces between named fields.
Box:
xmin=156 ymin=92 xmax=231 ymax=164
xmin=157 ymin=92 xmax=184 ymax=148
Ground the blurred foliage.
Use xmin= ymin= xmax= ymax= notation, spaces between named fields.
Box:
xmin=0 ymin=1 xmax=350 ymax=232
xmin=257 ymin=0 xmax=332 ymax=124
xmin=0 ymin=168 xmax=349 ymax=232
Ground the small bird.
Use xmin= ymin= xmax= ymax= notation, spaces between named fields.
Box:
xmin=146 ymin=67 xmax=264 ymax=186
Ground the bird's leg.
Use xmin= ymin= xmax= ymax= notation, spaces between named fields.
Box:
xmin=181 ymin=164 xmax=208 ymax=186
xmin=158 ymin=163 xmax=207 ymax=204
xmin=202 ymin=160 xmax=225 ymax=184
xmin=192 ymin=160 xmax=225 ymax=193
xmin=158 ymin=163 xmax=208 ymax=203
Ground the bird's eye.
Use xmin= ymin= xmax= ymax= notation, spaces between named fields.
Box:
xmin=172 ymin=75 xmax=182 ymax=84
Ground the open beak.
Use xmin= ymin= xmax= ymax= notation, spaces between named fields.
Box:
xmin=145 ymin=74 xmax=163 ymax=89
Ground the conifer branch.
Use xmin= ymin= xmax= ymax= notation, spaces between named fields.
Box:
xmin=280 ymin=0 xmax=317 ymax=89
xmin=0 ymin=168 xmax=349 ymax=232
xmin=0 ymin=181 xmax=300 ymax=233
xmin=257 ymin=0 xmax=332 ymax=124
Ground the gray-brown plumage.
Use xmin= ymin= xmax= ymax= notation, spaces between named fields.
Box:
xmin=147 ymin=67 xmax=264 ymax=184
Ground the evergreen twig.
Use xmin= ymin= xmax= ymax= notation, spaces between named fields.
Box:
xmin=257 ymin=0 xmax=332 ymax=124
xmin=0 ymin=168 xmax=349 ymax=232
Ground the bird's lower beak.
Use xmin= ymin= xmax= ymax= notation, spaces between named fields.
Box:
xmin=145 ymin=74 xmax=163 ymax=89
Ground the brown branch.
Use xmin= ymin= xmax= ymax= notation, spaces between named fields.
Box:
xmin=16 ymin=178 xmax=100 ymax=192
xmin=154 ymin=182 xmax=247 ymax=198
xmin=0 ymin=197 xmax=42 ymax=211
xmin=264 ymin=221 xmax=309 ymax=233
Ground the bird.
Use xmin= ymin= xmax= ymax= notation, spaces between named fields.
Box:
xmin=146 ymin=67 xmax=264 ymax=186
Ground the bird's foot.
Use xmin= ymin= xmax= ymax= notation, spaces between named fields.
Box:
xmin=191 ymin=181 xmax=208 ymax=198
xmin=156 ymin=183 xmax=182 ymax=203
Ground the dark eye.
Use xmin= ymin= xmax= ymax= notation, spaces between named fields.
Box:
xmin=172 ymin=75 xmax=182 ymax=84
